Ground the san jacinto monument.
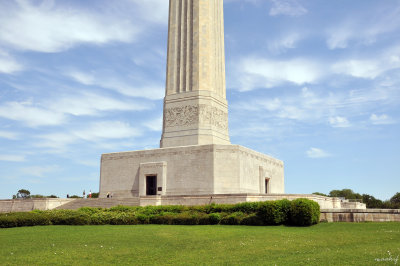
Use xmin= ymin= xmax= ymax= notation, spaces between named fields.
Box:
xmin=99 ymin=0 xmax=285 ymax=200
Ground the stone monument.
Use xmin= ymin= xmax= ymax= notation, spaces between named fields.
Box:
xmin=99 ymin=0 xmax=285 ymax=200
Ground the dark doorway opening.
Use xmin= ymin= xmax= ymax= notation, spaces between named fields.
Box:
xmin=146 ymin=175 xmax=157 ymax=195
xmin=265 ymin=179 xmax=269 ymax=194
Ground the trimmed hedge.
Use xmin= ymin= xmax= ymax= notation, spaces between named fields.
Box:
xmin=289 ymin=198 xmax=320 ymax=226
xmin=0 ymin=199 xmax=320 ymax=228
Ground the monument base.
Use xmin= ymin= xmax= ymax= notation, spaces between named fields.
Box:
xmin=100 ymin=144 xmax=284 ymax=198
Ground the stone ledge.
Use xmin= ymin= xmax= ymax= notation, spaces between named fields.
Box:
xmin=321 ymin=209 xmax=400 ymax=213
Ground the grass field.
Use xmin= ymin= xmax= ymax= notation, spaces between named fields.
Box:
xmin=0 ymin=223 xmax=399 ymax=265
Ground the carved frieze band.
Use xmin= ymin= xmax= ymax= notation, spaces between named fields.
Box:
xmin=164 ymin=104 xmax=228 ymax=130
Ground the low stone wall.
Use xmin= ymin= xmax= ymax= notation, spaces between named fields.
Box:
xmin=139 ymin=193 xmax=365 ymax=209
xmin=0 ymin=199 xmax=74 ymax=213
xmin=321 ymin=209 xmax=400 ymax=222
xmin=0 ymin=194 xmax=368 ymax=214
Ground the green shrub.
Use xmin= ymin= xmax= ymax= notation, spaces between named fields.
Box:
xmin=208 ymin=213 xmax=221 ymax=225
xmin=149 ymin=213 xmax=174 ymax=225
xmin=78 ymin=207 xmax=103 ymax=215
xmin=0 ymin=214 xmax=19 ymax=228
xmin=289 ymin=198 xmax=320 ymax=226
xmin=0 ymin=212 xmax=51 ymax=228
xmin=220 ymin=212 xmax=245 ymax=225
xmin=231 ymin=202 xmax=260 ymax=214
xmin=136 ymin=213 xmax=150 ymax=224
xmin=109 ymin=212 xmax=138 ymax=225
xmin=257 ymin=201 xmax=282 ymax=225
xmin=0 ymin=199 xmax=321 ymax=228
xmin=171 ymin=212 xmax=199 ymax=225
xmin=47 ymin=210 xmax=90 ymax=225
xmin=108 ymin=205 xmax=138 ymax=213
xmin=198 ymin=213 xmax=212 ymax=225
xmin=240 ymin=213 xmax=264 ymax=226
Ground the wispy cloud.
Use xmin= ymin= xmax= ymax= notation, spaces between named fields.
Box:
xmin=21 ymin=165 xmax=60 ymax=178
xmin=0 ymin=101 xmax=67 ymax=127
xmin=34 ymin=121 xmax=141 ymax=152
xmin=73 ymin=121 xmax=141 ymax=141
xmin=144 ymin=116 xmax=163 ymax=132
xmin=232 ymin=86 xmax=398 ymax=127
xmin=306 ymin=147 xmax=331 ymax=158
xmin=370 ymin=114 xmax=396 ymax=125
xmin=0 ymin=130 xmax=19 ymax=140
xmin=129 ymin=0 xmax=169 ymax=24
xmin=331 ymin=45 xmax=400 ymax=79
xmin=0 ymin=50 xmax=23 ymax=73
xmin=0 ymin=154 xmax=25 ymax=162
xmin=47 ymin=91 xmax=152 ymax=116
xmin=267 ymin=33 xmax=303 ymax=54
xmin=326 ymin=5 xmax=400 ymax=49
xmin=269 ymin=0 xmax=308 ymax=17
xmin=0 ymin=1 xmax=140 ymax=53
xmin=329 ymin=116 xmax=351 ymax=128
xmin=233 ymin=57 xmax=323 ymax=91
xmin=65 ymin=70 xmax=164 ymax=100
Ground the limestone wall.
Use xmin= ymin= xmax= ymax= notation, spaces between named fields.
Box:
xmin=321 ymin=209 xmax=400 ymax=222
xmin=0 ymin=198 xmax=74 ymax=213
xmin=100 ymin=144 xmax=285 ymax=198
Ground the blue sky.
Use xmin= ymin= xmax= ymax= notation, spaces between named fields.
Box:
xmin=0 ymin=0 xmax=399 ymax=200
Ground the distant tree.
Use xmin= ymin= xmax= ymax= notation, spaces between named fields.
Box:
xmin=329 ymin=189 xmax=362 ymax=200
xmin=17 ymin=189 xmax=31 ymax=199
xmin=91 ymin=192 xmax=99 ymax=198
xmin=48 ymin=195 xmax=58 ymax=198
xmin=313 ymin=192 xmax=328 ymax=197
xmin=31 ymin=194 xmax=45 ymax=198
xmin=390 ymin=192 xmax=400 ymax=205
xmin=361 ymin=194 xmax=383 ymax=208
xmin=69 ymin=195 xmax=82 ymax=198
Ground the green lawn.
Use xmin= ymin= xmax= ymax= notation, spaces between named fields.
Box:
xmin=0 ymin=223 xmax=399 ymax=265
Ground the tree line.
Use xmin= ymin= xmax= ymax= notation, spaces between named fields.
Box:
xmin=12 ymin=189 xmax=99 ymax=199
xmin=313 ymin=189 xmax=400 ymax=209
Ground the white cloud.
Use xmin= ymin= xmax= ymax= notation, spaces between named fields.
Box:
xmin=0 ymin=101 xmax=66 ymax=127
xmin=232 ymin=85 xmax=399 ymax=129
xmin=66 ymin=71 xmax=94 ymax=86
xmin=144 ymin=117 xmax=163 ymax=132
xmin=370 ymin=114 xmax=395 ymax=125
xmin=34 ymin=121 xmax=142 ymax=151
xmin=236 ymin=57 xmax=323 ymax=91
xmin=34 ymin=133 xmax=77 ymax=151
xmin=332 ymin=60 xmax=387 ymax=80
xmin=267 ymin=33 xmax=302 ymax=54
xmin=128 ymin=0 xmax=169 ymax=24
xmin=306 ymin=147 xmax=331 ymax=158
xmin=21 ymin=165 xmax=60 ymax=177
xmin=269 ymin=0 xmax=308 ymax=17
xmin=0 ymin=154 xmax=25 ymax=162
xmin=65 ymin=70 xmax=164 ymax=100
xmin=329 ymin=116 xmax=350 ymax=128
xmin=47 ymin=91 xmax=151 ymax=116
xmin=73 ymin=121 xmax=141 ymax=141
xmin=0 ymin=1 xmax=140 ymax=53
xmin=0 ymin=130 xmax=19 ymax=140
xmin=332 ymin=46 xmax=400 ymax=79
xmin=326 ymin=6 xmax=400 ymax=50
xmin=0 ymin=50 xmax=23 ymax=73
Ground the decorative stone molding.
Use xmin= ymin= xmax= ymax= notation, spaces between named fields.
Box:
xmin=165 ymin=105 xmax=199 ymax=127
xmin=199 ymin=105 xmax=228 ymax=130
xmin=164 ymin=104 xmax=228 ymax=130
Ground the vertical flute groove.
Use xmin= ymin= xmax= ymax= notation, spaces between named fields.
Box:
xmin=186 ymin=0 xmax=193 ymax=92
xmin=180 ymin=0 xmax=187 ymax=92
xmin=176 ymin=0 xmax=182 ymax=93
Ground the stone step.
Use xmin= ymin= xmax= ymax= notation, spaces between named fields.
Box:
xmin=55 ymin=198 xmax=140 ymax=210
